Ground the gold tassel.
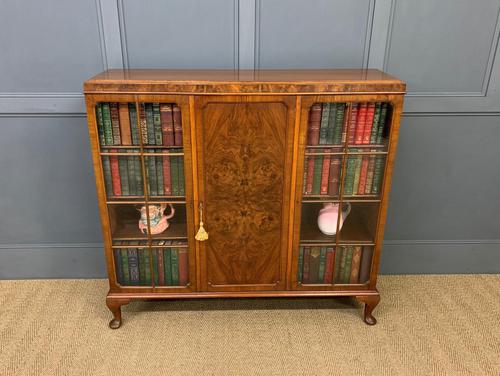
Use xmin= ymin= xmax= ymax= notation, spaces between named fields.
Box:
xmin=195 ymin=202 xmax=209 ymax=241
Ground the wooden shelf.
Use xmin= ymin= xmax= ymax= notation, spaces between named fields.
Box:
xmin=112 ymin=221 xmax=187 ymax=241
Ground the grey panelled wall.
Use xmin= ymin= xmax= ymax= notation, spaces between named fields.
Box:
xmin=0 ymin=0 xmax=499 ymax=278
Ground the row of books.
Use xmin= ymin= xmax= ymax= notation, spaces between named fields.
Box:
xmin=96 ymin=102 xmax=183 ymax=147
xmin=298 ymin=245 xmax=373 ymax=284
xmin=114 ymin=241 xmax=188 ymax=286
xmin=307 ymin=102 xmax=390 ymax=146
xmin=102 ymin=153 xmax=185 ymax=197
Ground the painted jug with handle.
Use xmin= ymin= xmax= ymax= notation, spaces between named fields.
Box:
xmin=317 ymin=202 xmax=351 ymax=236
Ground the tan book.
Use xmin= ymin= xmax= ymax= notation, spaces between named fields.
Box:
xmin=349 ymin=246 xmax=363 ymax=283
xmin=118 ymin=103 xmax=132 ymax=145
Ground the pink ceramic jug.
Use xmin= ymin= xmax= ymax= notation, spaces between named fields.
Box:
xmin=317 ymin=202 xmax=351 ymax=236
xmin=138 ymin=203 xmax=175 ymax=235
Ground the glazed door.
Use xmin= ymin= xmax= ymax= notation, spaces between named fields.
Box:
xmin=195 ymin=96 xmax=296 ymax=291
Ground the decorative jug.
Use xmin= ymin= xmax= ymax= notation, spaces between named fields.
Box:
xmin=317 ymin=202 xmax=351 ymax=236
xmin=138 ymin=204 xmax=175 ymax=235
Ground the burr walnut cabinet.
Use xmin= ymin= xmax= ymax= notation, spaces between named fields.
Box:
xmin=84 ymin=69 xmax=405 ymax=328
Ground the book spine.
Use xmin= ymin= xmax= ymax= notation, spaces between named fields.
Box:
xmin=349 ymin=246 xmax=363 ymax=284
xmin=312 ymin=156 xmax=323 ymax=195
xmin=139 ymin=103 xmax=148 ymax=145
xmin=110 ymin=103 xmax=121 ymax=145
xmin=145 ymin=103 xmax=156 ymax=145
xmin=302 ymin=156 xmax=309 ymax=195
xmin=343 ymin=246 xmax=354 ymax=283
xmin=341 ymin=103 xmax=349 ymax=144
xmin=326 ymin=103 xmax=337 ymax=144
xmin=155 ymin=150 xmax=164 ymax=195
xmin=343 ymin=154 xmax=356 ymax=195
xmin=113 ymin=248 xmax=124 ymax=284
xmin=370 ymin=103 xmax=382 ymax=144
xmin=118 ymin=156 xmax=130 ymax=195
xmin=318 ymin=247 xmax=327 ymax=282
xmin=359 ymin=246 xmax=374 ymax=284
xmin=143 ymin=249 xmax=152 ymax=285
xmin=138 ymin=250 xmax=146 ymax=285
xmin=337 ymin=247 xmax=347 ymax=283
xmin=147 ymin=153 xmax=158 ymax=196
xmin=332 ymin=103 xmax=345 ymax=145
xmin=160 ymin=104 xmax=174 ymax=146
xmin=170 ymin=156 xmax=179 ymax=196
xmin=365 ymin=154 xmax=376 ymax=194
xmin=309 ymin=247 xmax=321 ymax=283
xmin=129 ymin=104 xmax=140 ymax=145
xmin=371 ymin=155 xmax=385 ymax=195
xmin=324 ymin=247 xmax=335 ymax=284
xmin=152 ymin=103 xmax=163 ymax=146
xmin=357 ymin=155 xmax=370 ymax=194
xmin=307 ymin=104 xmax=322 ymax=145
xmin=157 ymin=248 xmax=165 ymax=285
xmin=173 ymin=105 xmax=183 ymax=147
xmin=126 ymin=153 xmax=136 ymax=195
xmin=354 ymin=103 xmax=367 ymax=145
xmin=162 ymin=156 xmax=171 ymax=195
xmin=118 ymin=103 xmax=132 ymax=145
xmin=320 ymin=150 xmax=331 ymax=195
xmin=101 ymin=103 xmax=114 ymax=145
xmin=318 ymin=103 xmax=330 ymax=145
xmin=363 ymin=103 xmax=375 ymax=144
xmin=101 ymin=156 xmax=113 ymax=196
xmin=376 ymin=103 xmax=388 ymax=144
xmin=164 ymin=247 xmax=172 ymax=285
xmin=352 ymin=154 xmax=362 ymax=196
xmin=348 ymin=103 xmax=358 ymax=145
xmin=96 ymin=104 xmax=106 ymax=146
xmin=128 ymin=248 xmax=140 ymax=284
xmin=327 ymin=151 xmax=342 ymax=196
xmin=179 ymin=246 xmax=189 ymax=286
xmin=120 ymin=248 xmax=130 ymax=285
xmin=305 ymin=156 xmax=315 ymax=195
xmin=109 ymin=151 xmax=121 ymax=196
xmin=178 ymin=157 xmax=185 ymax=196
xmin=297 ymin=246 xmax=304 ymax=283
xmin=171 ymin=248 xmax=179 ymax=285
xmin=302 ymin=247 xmax=310 ymax=283
xmin=134 ymin=156 xmax=144 ymax=195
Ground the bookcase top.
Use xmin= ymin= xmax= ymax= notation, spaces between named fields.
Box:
xmin=84 ymin=69 xmax=405 ymax=95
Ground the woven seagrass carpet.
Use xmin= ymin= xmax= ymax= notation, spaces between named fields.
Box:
xmin=0 ymin=275 xmax=499 ymax=376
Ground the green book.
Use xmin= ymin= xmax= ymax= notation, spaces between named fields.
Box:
xmin=178 ymin=157 xmax=185 ymax=196
xmin=129 ymin=104 xmax=139 ymax=145
xmin=343 ymin=246 xmax=354 ymax=283
xmin=139 ymin=251 xmax=146 ymax=285
xmin=152 ymin=249 xmax=159 ymax=285
xmin=318 ymin=103 xmax=330 ymax=144
xmin=164 ymin=246 xmax=172 ymax=285
xmin=343 ymin=154 xmax=357 ymax=195
xmin=318 ymin=247 xmax=327 ymax=282
xmin=145 ymin=103 xmax=156 ymax=145
xmin=308 ymin=247 xmax=321 ymax=283
xmin=126 ymin=152 xmax=137 ymax=195
xmin=156 ymin=150 xmax=164 ymax=195
xmin=171 ymin=248 xmax=179 ymax=285
xmin=120 ymin=248 xmax=130 ymax=285
xmin=113 ymin=243 xmax=124 ymax=284
xmin=333 ymin=103 xmax=346 ymax=145
xmin=326 ymin=103 xmax=337 ymax=144
xmin=143 ymin=249 xmax=152 ymax=285
xmin=170 ymin=156 xmax=179 ymax=196
xmin=101 ymin=103 xmax=114 ymax=145
xmin=153 ymin=103 xmax=163 ymax=146
xmin=101 ymin=156 xmax=113 ymax=196
xmin=118 ymin=156 xmax=130 ymax=195
xmin=352 ymin=154 xmax=363 ymax=196
xmin=370 ymin=103 xmax=382 ymax=144
xmin=134 ymin=156 xmax=144 ymax=196
xmin=297 ymin=246 xmax=304 ymax=283
xmin=96 ymin=103 xmax=106 ymax=146
xmin=376 ymin=103 xmax=388 ymax=144
xmin=312 ymin=156 xmax=323 ymax=195
xmin=371 ymin=155 xmax=385 ymax=194
xmin=147 ymin=154 xmax=158 ymax=196
xmin=334 ymin=247 xmax=343 ymax=283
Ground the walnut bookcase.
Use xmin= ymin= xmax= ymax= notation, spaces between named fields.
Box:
xmin=84 ymin=69 xmax=405 ymax=328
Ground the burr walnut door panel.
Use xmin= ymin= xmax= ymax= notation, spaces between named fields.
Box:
xmin=195 ymin=96 xmax=296 ymax=292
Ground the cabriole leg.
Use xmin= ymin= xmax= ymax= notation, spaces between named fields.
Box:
xmin=356 ymin=294 xmax=381 ymax=325
xmin=106 ymin=297 xmax=130 ymax=329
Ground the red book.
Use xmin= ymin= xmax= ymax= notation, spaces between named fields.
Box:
xmin=307 ymin=104 xmax=322 ymax=145
xmin=302 ymin=247 xmax=310 ymax=283
xmin=162 ymin=156 xmax=172 ymax=195
xmin=363 ymin=103 xmax=375 ymax=144
xmin=109 ymin=150 xmax=121 ymax=196
xmin=160 ymin=104 xmax=174 ymax=146
xmin=354 ymin=103 xmax=367 ymax=145
xmin=157 ymin=249 xmax=165 ymax=285
xmin=348 ymin=104 xmax=358 ymax=145
xmin=324 ymin=248 xmax=335 ymax=284
xmin=305 ymin=156 xmax=315 ymax=194
xmin=358 ymin=155 xmax=370 ymax=194
xmin=178 ymin=246 xmax=189 ymax=286
xmin=328 ymin=148 xmax=342 ymax=196
xmin=173 ymin=105 xmax=183 ymax=147
xmin=320 ymin=149 xmax=331 ymax=195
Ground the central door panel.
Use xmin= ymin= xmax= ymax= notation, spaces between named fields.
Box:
xmin=196 ymin=96 xmax=295 ymax=291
